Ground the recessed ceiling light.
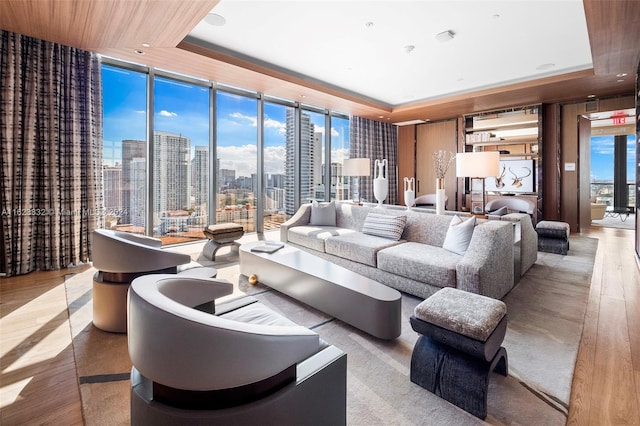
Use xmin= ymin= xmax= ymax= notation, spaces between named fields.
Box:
xmin=587 ymin=94 xmax=597 ymax=98
xmin=134 ymin=49 xmax=145 ymax=55
xmin=404 ymin=45 xmax=415 ymax=53
xmin=141 ymin=42 xmax=151 ymax=48
xmin=365 ymin=21 xmax=374 ymax=28
xmin=616 ymin=73 xmax=628 ymax=77
xmin=536 ymin=63 xmax=555 ymax=70
xmin=204 ymin=13 xmax=226 ymax=26
xmin=435 ymin=30 xmax=455 ymax=42
xmin=492 ymin=14 xmax=500 ymax=19
xmin=617 ymin=79 xmax=625 ymax=82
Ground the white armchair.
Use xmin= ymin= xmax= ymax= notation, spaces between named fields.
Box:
xmin=90 ymin=229 xmax=214 ymax=333
xmin=128 ymin=275 xmax=347 ymax=425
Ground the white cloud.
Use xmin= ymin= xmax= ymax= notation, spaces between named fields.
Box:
xmin=264 ymin=117 xmax=286 ymax=134
xmin=159 ymin=110 xmax=177 ymax=117
xmin=230 ymin=112 xmax=257 ymax=127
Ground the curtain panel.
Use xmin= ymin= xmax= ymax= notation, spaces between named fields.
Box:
xmin=349 ymin=116 xmax=398 ymax=205
xmin=0 ymin=31 xmax=103 ymax=277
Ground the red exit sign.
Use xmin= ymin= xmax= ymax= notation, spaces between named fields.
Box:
xmin=612 ymin=116 xmax=626 ymax=125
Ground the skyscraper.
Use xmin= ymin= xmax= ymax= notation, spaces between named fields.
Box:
xmin=121 ymin=139 xmax=145 ymax=224
xmin=130 ymin=157 xmax=146 ymax=228
xmin=153 ymin=131 xmax=190 ymax=217
xmin=102 ymin=165 xmax=122 ymax=216
xmin=193 ymin=146 xmax=209 ymax=208
xmin=285 ymin=109 xmax=314 ymax=215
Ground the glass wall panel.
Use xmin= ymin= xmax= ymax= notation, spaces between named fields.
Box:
xmin=263 ymin=101 xmax=293 ymax=228
xmin=216 ymin=91 xmax=258 ymax=231
xmin=152 ymin=76 xmax=210 ymax=243
xmin=101 ymin=64 xmax=147 ymax=233
xmin=590 ymin=133 xmax=637 ymax=208
xmin=330 ymin=116 xmax=350 ymax=201
xmin=300 ymin=110 xmax=325 ymax=204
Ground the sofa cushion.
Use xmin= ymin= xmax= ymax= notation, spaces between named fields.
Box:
xmin=325 ymin=232 xmax=404 ymax=267
xmin=309 ymin=200 xmax=336 ymax=226
xmin=377 ymin=242 xmax=460 ymax=288
xmin=287 ymin=226 xmax=355 ymax=252
xmin=361 ymin=213 xmax=407 ymax=241
xmin=442 ymin=215 xmax=476 ymax=256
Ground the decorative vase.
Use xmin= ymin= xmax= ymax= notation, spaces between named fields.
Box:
xmin=436 ymin=177 xmax=445 ymax=215
xmin=403 ymin=177 xmax=415 ymax=210
xmin=373 ymin=159 xmax=388 ymax=207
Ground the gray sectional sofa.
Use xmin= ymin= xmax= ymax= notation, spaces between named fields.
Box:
xmin=280 ymin=202 xmax=517 ymax=300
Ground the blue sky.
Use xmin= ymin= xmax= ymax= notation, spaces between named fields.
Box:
xmin=102 ymin=65 xmax=349 ymax=176
xmin=590 ymin=134 xmax=636 ymax=182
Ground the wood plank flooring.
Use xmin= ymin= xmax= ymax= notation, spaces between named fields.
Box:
xmin=1 ymin=227 xmax=639 ymax=425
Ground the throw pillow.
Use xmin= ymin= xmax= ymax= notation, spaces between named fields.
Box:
xmin=442 ymin=215 xmax=476 ymax=255
xmin=309 ymin=200 xmax=336 ymax=226
xmin=361 ymin=213 xmax=407 ymax=241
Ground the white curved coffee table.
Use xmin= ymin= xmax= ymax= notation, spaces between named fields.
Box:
xmin=239 ymin=241 xmax=402 ymax=340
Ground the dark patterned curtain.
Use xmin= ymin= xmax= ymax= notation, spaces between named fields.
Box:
xmin=349 ymin=116 xmax=398 ymax=204
xmin=0 ymin=31 xmax=103 ymax=277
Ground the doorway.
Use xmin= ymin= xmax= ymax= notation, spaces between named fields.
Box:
xmin=588 ymin=108 xmax=636 ymax=230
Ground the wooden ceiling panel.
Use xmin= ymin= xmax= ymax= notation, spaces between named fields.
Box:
xmin=584 ymin=0 xmax=640 ymax=75
xmin=0 ymin=0 xmax=219 ymax=49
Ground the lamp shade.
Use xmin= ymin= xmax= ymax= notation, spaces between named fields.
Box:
xmin=455 ymin=152 xmax=500 ymax=178
xmin=343 ymin=158 xmax=371 ymax=177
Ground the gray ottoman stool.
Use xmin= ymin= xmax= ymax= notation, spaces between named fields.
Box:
xmin=536 ymin=220 xmax=570 ymax=254
xmin=410 ymin=288 xmax=508 ymax=419
xmin=202 ymin=223 xmax=245 ymax=260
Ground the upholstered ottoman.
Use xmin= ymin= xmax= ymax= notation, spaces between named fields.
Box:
xmin=202 ymin=223 xmax=245 ymax=260
xmin=410 ymin=288 xmax=508 ymax=419
xmin=536 ymin=220 xmax=570 ymax=255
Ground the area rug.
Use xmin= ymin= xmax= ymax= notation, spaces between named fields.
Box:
xmin=65 ymin=235 xmax=597 ymax=425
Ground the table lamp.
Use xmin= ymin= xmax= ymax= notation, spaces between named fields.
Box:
xmin=456 ymin=151 xmax=500 ymax=214
xmin=343 ymin=158 xmax=370 ymax=203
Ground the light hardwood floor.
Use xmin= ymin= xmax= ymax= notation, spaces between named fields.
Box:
xmin=1 ymin=226 xmax=639 ymax=425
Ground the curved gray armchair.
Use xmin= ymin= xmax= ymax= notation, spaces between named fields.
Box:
xmin=485 ymin=197 xmax=534 ymax=215
xmin=91 ymin=229 xmax=212 ymax=333
xmin=415 ymin=193 xmax=448 ymax=208
xmin=92 ymin=229 xmax=191 ymax=280
xmin=129 ymin=274 xmax=347 ymax=424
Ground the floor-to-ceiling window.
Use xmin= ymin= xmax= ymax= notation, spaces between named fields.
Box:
xmin=216 ymin=90 xmax=258 ymax=232
xmin=101 ymin=64 xmax=147 ymax=233
xmin=300 ymin=109 xmax=326 ymax=204
xmin=263 ymin=100 xmax=294 ymax=228
xmin=101 ymin=60 xmax=348 ymax=243
xmin=152 ymin=75 xmax=210 ymax=242
xmin=330 ymin=115 xmax=350 ymax=201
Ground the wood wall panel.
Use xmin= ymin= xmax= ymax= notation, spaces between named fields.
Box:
xmin=542 ymin=103 xmax=560 ymax=220
xmin=415 ymin=120 xmax=457 ymax=209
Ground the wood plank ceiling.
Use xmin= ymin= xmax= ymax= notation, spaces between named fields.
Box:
xmin=0 ymin=0 xmax=638 ymax=122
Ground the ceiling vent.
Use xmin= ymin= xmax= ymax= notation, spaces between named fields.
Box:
xmin=585 ymin=99 xmax=599 ymax=113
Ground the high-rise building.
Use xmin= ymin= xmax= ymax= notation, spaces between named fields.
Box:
xmin=220 ymin=169 xmax=236 ymax=190
xmin=102 ymin=165 xmax=122 ymax=219
xmin=153 ymin=131 xmax=190 ymax=218
xmin=130 ymin=157 xmax=146 ymax=228
xmin=285 ymin=110 xmax=314 ymax=215
xmin=193 ymin=146 xmax=209 ymax=208
xmin=121 ymin=139 xmax=145 ymax=224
